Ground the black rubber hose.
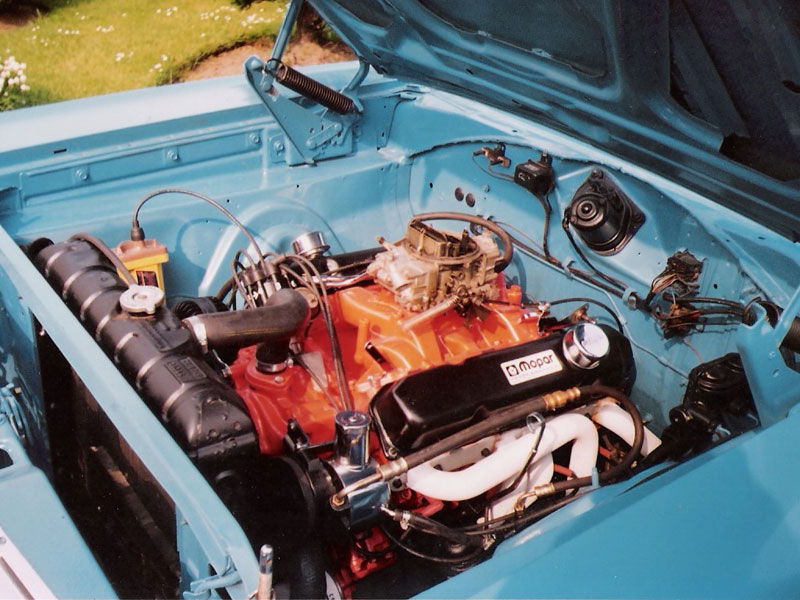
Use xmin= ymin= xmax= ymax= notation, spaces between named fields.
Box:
xmin=547 ymin=384 xmax=644 ymax=494
xmin=69 ymin=233 xmax=136 ymax=286
xmin=459 ymin=494 xmax=578 ymax=537
xmin=534 ymin=191 xmax=556 ymax=264
xmin=383 ymin=508 xmax=472 ymax=546
xmin=183 ymin=288 xmax=309 ymax=352
xmin=409 ymin=212 xmax=514 ymax=272
xmin=380 ymin=525 xmax=486 ymax=565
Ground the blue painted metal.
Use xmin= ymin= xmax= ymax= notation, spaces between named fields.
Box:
xmin=423 ymin=408 xmax=800 ymax=599
xmin=1 ymin=52 xmax=800 ymax=598
xmin=0 ymin=225 xmax=259 ymax=598
xmin=309 ymin=0 xmax=800 ymax=243
xmin=736 ymin=290 xmax=800 ymax=426
xmin=189 ymin=558 xmax=242 ymax=596
xmin=0 ymin=413 xmax=116 ymax=598
xmin=267 ymin=0 xmax=304 ymax=69
xmin=243 ymin=0 xmax=363 ymax=166
xmin=244 ymin=56 xmax=359 ymax=165
xmin=0 ymin=384 xmax=35 ymax=453
xmin=1 ymin=67 xmax=796 ymax=431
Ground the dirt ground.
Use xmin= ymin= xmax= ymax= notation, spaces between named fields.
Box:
xmin=180 ymin=32 xmax=355 ymax=82
xmin=0 ymin=3 xmax=39 ymax=31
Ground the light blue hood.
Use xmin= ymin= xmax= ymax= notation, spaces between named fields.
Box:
xmin=311 ymin=0 xmax=800 ymax=240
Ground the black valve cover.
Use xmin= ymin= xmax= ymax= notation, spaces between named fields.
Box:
xmin=370 ymin=325 xmax=634 ymax=458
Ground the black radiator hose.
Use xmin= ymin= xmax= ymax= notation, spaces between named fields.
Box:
xmin=182 ymin=288 xmax=309 ymax=352
xmin=33 ymin=238 xmax=260 ymax=464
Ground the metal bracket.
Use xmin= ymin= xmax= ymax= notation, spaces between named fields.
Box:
xmin=0 ymin=384 xmax=32 ymax=450
xmin=736 ymin=284 xmax=800 ymax=425
xmin=185 ymin=556 xmax=242 ymax=599
xmin=245 ymin=56 xmax=359 ymax=165
xmin=243 ymin=0 xmax=366 ymax=166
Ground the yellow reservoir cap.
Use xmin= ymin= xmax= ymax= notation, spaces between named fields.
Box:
xmin=114 ymin=238 xmax=169 ymax=290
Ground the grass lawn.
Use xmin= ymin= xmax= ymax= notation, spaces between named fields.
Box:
xmin=0 ymin=0 xmax=286 ymax=108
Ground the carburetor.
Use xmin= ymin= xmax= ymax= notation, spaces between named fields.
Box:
xmin=368 ymin=218 xmax=501 ymax=315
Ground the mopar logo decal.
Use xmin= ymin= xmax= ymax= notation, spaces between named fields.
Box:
xmin=500 ymin=350 xmax=562 ymax=385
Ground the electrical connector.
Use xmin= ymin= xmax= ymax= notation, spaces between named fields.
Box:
xmin=514 ymin=153 xmax=555 ymax=196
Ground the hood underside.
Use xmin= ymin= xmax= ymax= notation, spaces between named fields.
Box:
xmin=311 ymin=0 xmax=800 ymax=240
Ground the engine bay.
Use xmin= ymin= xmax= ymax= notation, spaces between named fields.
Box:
xmin=2 ymin=61 xmax=798 ymax=598
xmin=25 ymin=155 xmax=773 ymax=597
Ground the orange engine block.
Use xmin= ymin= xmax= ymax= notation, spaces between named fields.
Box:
xmin=230 ymin=280 xmax=543 ymax=455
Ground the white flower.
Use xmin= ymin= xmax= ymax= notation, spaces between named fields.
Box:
xmin=20 ymin=84 xmax=29 ymax=91
xmin=115 ymin=52 xmax=125 ymax=62
xmin=161 ymin=54 xmax=168 ymax=61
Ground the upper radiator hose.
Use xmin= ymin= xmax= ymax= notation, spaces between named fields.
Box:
xmin=183 ymin=288 xmax=309 ymax=353
xmin=33 ymin=238 xmax=261 ymax=464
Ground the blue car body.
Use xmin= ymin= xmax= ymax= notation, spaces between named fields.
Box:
xmin=1 ymin=1 xmax=800 ymax=597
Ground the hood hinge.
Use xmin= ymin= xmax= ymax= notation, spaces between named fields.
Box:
xmin=244 ymin=0 xmax=367 ymax=166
